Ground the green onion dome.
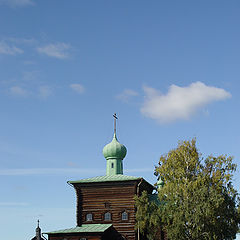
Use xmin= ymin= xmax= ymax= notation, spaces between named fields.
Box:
xmin=103 ymin=133 xmax=127 ymax=160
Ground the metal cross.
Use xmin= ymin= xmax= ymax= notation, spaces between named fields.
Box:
xmin=113 ymin=113 xmax=118 ymax=135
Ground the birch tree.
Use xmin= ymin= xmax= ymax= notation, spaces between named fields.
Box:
xmin=135 ymin=139 xmax=240 ymax=240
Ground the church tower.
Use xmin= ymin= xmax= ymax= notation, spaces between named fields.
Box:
xmin=103 ymin=113 xmax=127 ymax=175
xmin=45 ymin=114 xmax=157 ymax=240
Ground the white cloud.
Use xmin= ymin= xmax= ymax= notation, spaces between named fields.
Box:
xmin=70 ymin=83 xmax=85 ymax=94
xmin=38 ymin=86 xmax=52 ymax=99
xmin=0 ymin=41 xmax=23 ymax=55
xmin=141 ymin=82 xmax=231 ymax=124
xmin=9 ymin=86 xmax=28 ymax=96
xmin=0 ymin=0 xmax=34 ymax=7
xmin=37 ymin=43 xmax=71 ymax=59
xmin=116 ymin=89 xmax=139 ymax=102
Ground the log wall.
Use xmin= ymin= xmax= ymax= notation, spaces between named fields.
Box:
xmin=75 ymin=180 xmax=140 ymax=240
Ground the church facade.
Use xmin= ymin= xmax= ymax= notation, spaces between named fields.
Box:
xmin=44 ymin=118 xmax=165 ymax=240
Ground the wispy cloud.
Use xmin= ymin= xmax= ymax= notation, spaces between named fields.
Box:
xmin=0 ymin=202 xmax=28 ymax=206
xmin=0 ymin=37 xmax=35 ymax=59
xmin=0 ymin=0 xmax=34 ymax=7
xmin=22 ymin=70 xmax=39 ymax=81
xmin=70 ymin=83 xmax=85 ymax=94
xmin=116 ymin=89 xmax=139 ymax=102
xmin=0 ymin=38 xmax=73 ymax=61
xmin=23 ymin=60 xmax=35 ymax=65
xmin=0 ymin=41 xmax=23 ymax=55
xmin=0 ymin=168 xmax=105 ymax=176
xmin=38 ymin=86 xmax=52 ymax=99
xmin=7 ymin=84 xmax=52 ymax=99
xmin=141 ymin=82 xmax=231 ymax=124
xmin=9 ymin=86 xmax=28 ymax=97
xmin=37 ymin=43 xmax=71 ymax=59
xmin=0 ymin=167 xmax=152 ymax=176
xmin=8 ymin=37 xmax=36 ymax=45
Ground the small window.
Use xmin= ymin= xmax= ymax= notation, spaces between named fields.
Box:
xmin=122 ymin=211 xmax=128 ymax=220
xmin=104 ymin=212 xmax=111 ymax=221
xmin=111 ymin=163 xmax=114 ymax=168
xmin=86 ymin=213 xmax=92 ymax=221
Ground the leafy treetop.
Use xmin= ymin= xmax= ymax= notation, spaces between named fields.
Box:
xmin=135 ymin=139 xmax=240 ymax=240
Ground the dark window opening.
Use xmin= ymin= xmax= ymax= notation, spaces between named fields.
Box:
xmin=111 ymin=163 xmax=114 ymax=168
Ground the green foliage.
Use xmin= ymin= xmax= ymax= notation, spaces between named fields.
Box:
xmin=135 ymin=139 xmax=240 ymax=240
xmin=134 ymin=191 xmax=162 ymax=240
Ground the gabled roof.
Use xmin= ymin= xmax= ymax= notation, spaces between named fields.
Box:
xmin=68 ymin=174 xmax=142 ymax=184
xmin=45 ymin=224 xmax=112 ymax=234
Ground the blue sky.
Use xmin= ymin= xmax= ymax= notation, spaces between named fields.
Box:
xmin=0 ymin=0 xmax=240 ymax=239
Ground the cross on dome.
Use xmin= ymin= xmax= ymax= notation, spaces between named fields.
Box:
xmin=113 ymin=113 xmax=118 ymax=136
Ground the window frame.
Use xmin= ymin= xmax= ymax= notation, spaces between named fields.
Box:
xmin=121 ymin=211 xmax=128 ymax=221
xmin=104 ymin=212 xmax=111 ymax=221
xmin=86 ymin=213 xmax=93 ymax=222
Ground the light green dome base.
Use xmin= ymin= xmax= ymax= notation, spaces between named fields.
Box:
xmin=103 ymin=133 xmax=127 ymax=176
xmin=106 ymin=159 xmax=123 ymax=175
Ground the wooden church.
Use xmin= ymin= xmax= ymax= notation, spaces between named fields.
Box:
xmin=44 ymin=115 xmax=164 ymax=240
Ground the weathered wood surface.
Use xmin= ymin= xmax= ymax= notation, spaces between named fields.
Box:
xmin=75 ymin=181 xmax=137 ymax=239
xmin=47 ymin=178 xmax=168 ymax=240
xmin=73 ymin=179 xmax=153 ymax=240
